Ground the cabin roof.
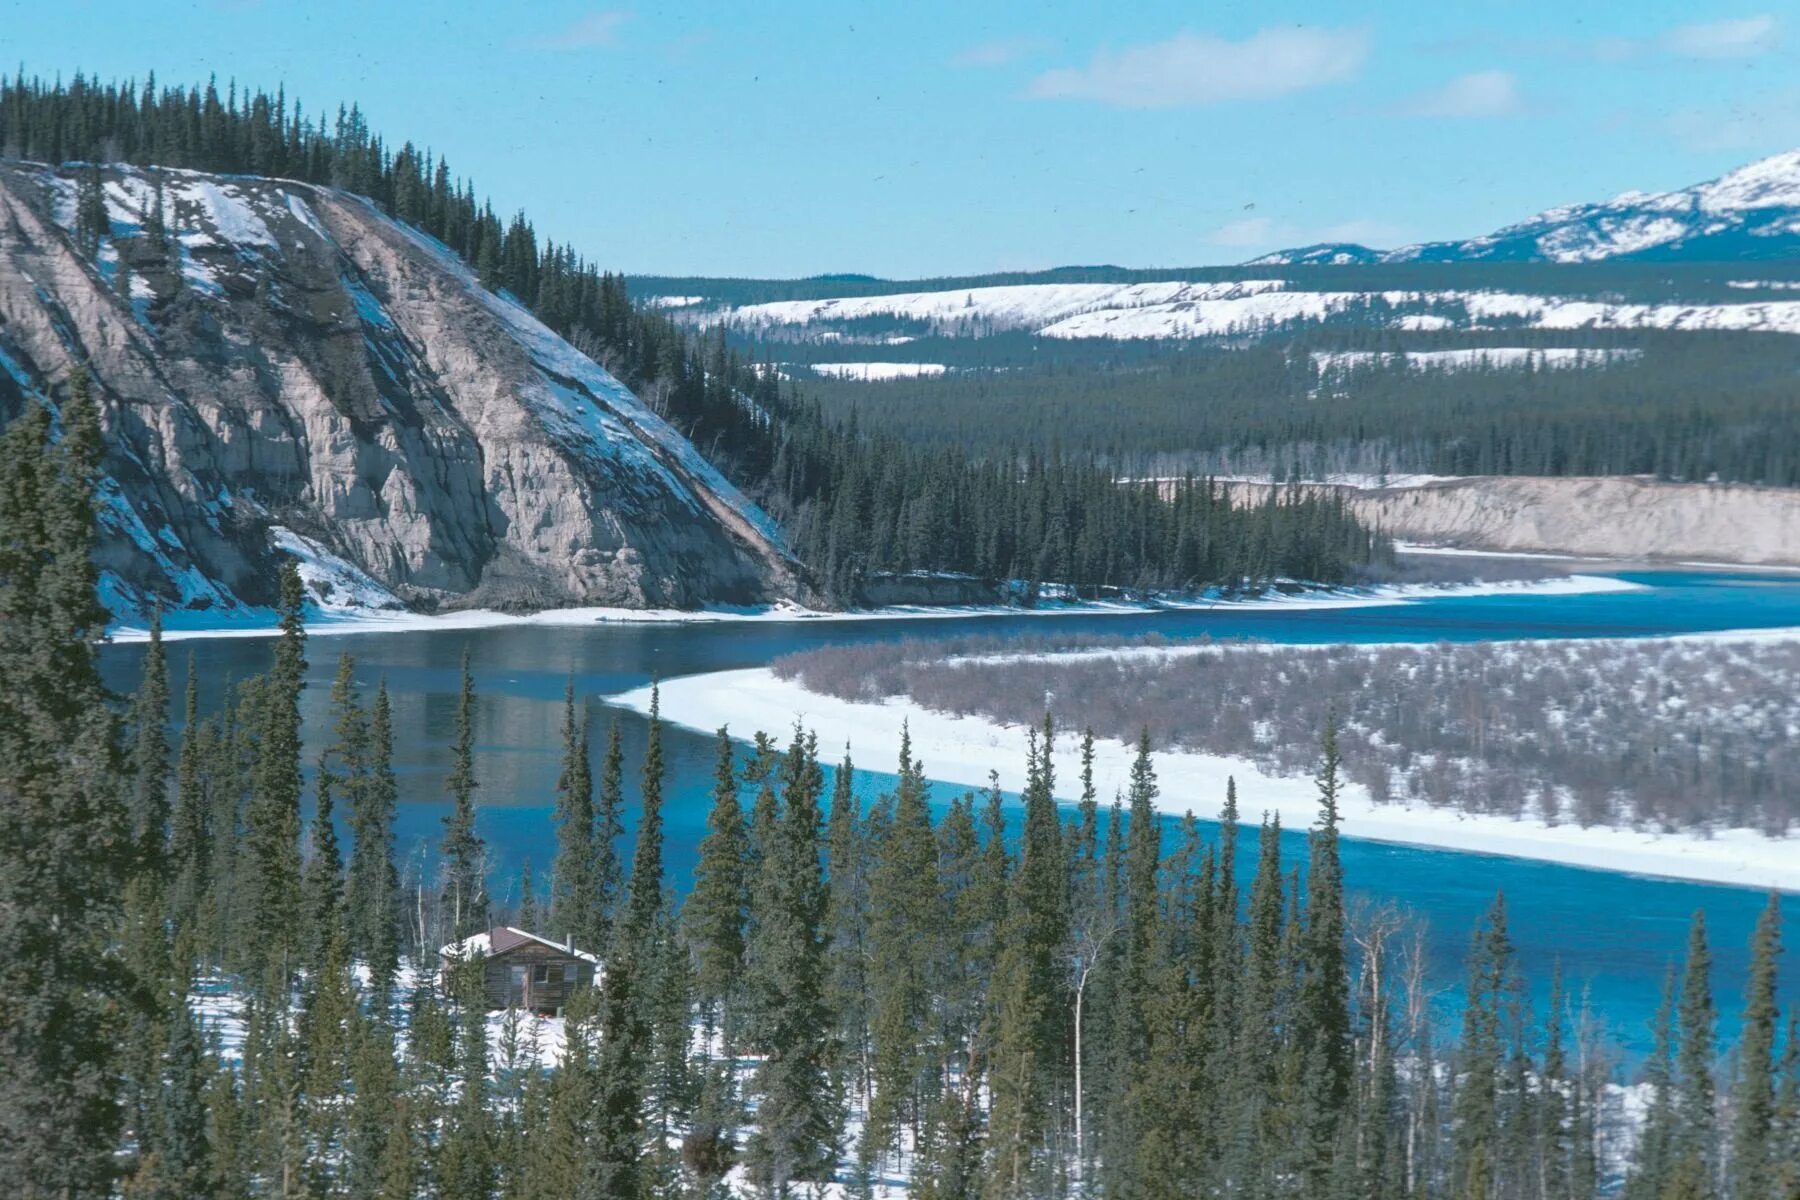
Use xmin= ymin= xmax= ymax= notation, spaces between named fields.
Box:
xmin=438 ymin=926 xmax=600 ymax=964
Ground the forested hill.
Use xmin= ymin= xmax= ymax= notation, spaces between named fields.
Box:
xmin=0 ymin=73 xmax=1389 ymax=614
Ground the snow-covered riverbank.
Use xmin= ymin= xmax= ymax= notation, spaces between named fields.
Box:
xmin=613 ymin=665 xmax=1799 ymax=893
xmin=108 ymin=572 xmax=1641 ymax=642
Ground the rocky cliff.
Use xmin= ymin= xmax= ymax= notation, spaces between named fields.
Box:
xmin=1231 ymin=476 xmax=1800 ymax=567
xmin=0 ymin=161 xmax=799 ymax=621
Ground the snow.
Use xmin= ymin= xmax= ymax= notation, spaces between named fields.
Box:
xmin=179 ymin=177 xmax=278 ymax=248
xmin=696 ymin=271 xmax=1800 ymax=341
xmin=706 ymin=279 xmax=1291 ymax=334
xmin=268 ymin=526 xmax=407 ymax=613
xmin=1312 ymin=348 xmax=1641 ymax=373
xmin=644 ymin=294 xmax=706 ymax=308
xmin=106 ymin=572 xmax=1641 ymax=643
xmin=1695 ymin=148 xmax=1800 ymax=213
xmin=620 ymin=660 xmax=1800 ymax=892
xmin=284 ymin=192 xmax=332 ymax=242
xmin=809 ymin=361 xmax=948 ymax=380
xmin=439 ymin=926 xmax=601 ymax=965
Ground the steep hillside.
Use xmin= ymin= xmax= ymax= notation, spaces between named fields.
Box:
xmin=0 ymin=161 xmax=798 ymax=621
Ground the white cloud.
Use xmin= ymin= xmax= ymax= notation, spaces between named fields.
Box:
xmin=1662 ymin=15 xmax=1779 ymax=59
xmin=1028 ymin=26 xmax=1369 ymax=109
xmin=1398 ymin=70 xmax=1521 ymax=118
xmin=531 ymin=10 xmax=629 ymax=50
xmin=953 ymin=36 xmax=1052 ymax=68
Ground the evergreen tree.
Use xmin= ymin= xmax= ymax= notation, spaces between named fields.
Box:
xmin=142 ymin=1002 xmax=215 ymax=1200
xmin=300 ymin=758 xmax=345 ymax=972
xmin=1668 ymin=912 xmax=1718 ymax=1200
xmin=687 ymin=728 xmax=750 ymax=1040
xmin=0 ymin=367 xmax=132 ymax=1198
xmin=242 ymin=559 xmax=307 ymax=984
xmin=865 ymin=729 xmax=942 ymax=1162
xmin=169 ymin=661 xmax=210 ymax=955
xmin=593 ymin=719 xmax=627 ymax=952
xmin=1297 ymin=719 xmax=1351 ymax=1197
xmin=984 ymin=719 xmax=1069 ymax=1200
xmin=517 ymin=859 xmax=540 ymax=932
xmin=1630 ymin=966 xmax=1680 ymax=1200
xmin=354 ymin=680 xmax=401 ymax=992
xmin=746 ymin=726 xmax=840 ymax=1188
xmin=550 ymin=680 xmax=598 ymax=946
xmin=1728 ymin=895 xmax=1782 ymax=1200
xmin=440 ymin=649 xmax=489 ymax=940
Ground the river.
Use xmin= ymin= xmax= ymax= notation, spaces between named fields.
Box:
xmin=99 ymin=569 xmax=1800 ymax=1058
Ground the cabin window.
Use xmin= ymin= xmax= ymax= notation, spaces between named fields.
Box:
xmin=545 ymin=964 xmax=564 ymax=985
xmin=533 ymin=964 xmax=549 ymax=984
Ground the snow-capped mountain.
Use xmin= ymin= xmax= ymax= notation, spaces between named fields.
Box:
xmin=1254 ymin=149 xmax=1800 ymax=265
xmin=0 ymin=161 xmax=798 ymax=624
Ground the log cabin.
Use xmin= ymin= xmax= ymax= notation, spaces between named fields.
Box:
xmin=438 ymin=926 xmax=600 ymax=1015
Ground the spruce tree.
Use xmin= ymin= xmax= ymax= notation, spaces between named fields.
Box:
xmin=984 ymin=720 xmax=1068 ymax=1200
xmin=687 ymin=727 xmax=750 ymax=1041
xmin=1668 ymin=911 xmax=1718 ymax=1200
xmin=353 ymin=680 xmax=400 ymax=991
xmin=1297 ymin=719 xmax=1351 ymax=1197
xmin=169 ymin=662 xmax=210 ymax=955
xmin=242 ymin=559 xmax=307 ymax=984
xmin=0 ymin=367 xmax=132 ymax=1198
xmin=440 ymin=649 xmax=489 ymax=940
xmin=865 ymin=729 xmax=942 ymax=1162
xmin=549 ymin=680 xmax=597 ymax=945
xmin=746 ymin=726 xmax=840 ymax=1188
xmin=593 ymin=718 xmax=627 ymax=952
xmin=1728 ymin=895 xmax=1782 ymax=1200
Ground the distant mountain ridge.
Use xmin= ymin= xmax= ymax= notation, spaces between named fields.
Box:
xmin=1251 ymin=149 xmax=1800 ymax=265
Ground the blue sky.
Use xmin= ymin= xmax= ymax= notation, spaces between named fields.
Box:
xmin=8 ymin=1 xmax=1799 ymax=276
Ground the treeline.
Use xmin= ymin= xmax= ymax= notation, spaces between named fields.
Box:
xmin=5 ymin=384 xmax=1800 ymax=1199
xmin=633 ymin=260 xmax=1800 ymax=308
xmin=796 ymin=331 xmax=1800 ymax=488
xmin=0 ymin=71 xmax=1391 ymax=599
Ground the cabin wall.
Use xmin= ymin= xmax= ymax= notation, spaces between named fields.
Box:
xmin=444 ymin=942 xmax=596 ymax=1013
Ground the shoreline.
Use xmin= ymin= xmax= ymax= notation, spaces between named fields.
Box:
xmin=613 ymin=665 xmax=1800 ymax=893
xmin=106 ymin=571 xmax=1640 ymax=643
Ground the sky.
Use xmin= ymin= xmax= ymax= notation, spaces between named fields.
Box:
xmin=7 ymin=1 xmax=1800 ymax=277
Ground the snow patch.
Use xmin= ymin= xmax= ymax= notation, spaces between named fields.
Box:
xmin=810 ymin=361 xmax=949 ymax=380
xmin=269 ymin=526 xmax=406 ymax=613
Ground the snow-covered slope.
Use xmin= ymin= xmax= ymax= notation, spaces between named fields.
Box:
xmin=661 ymin=149 xmax=1800 ymax=347
xmin=691 ymin=275 xmax=1800 ymax=342
xmin=0 ymin=161 xmax=798 ymax=623
xmin=1257 ymin=148 xmax=1800 ymax=265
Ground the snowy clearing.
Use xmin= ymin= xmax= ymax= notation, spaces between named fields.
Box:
xmin=808 ymin=361 xmax=949 ymax=380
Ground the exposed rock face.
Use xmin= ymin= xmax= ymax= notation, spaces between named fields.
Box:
xmin=0 ymin=161 xmax=798 ymax=619
xmin=1229 ymin=476 xmax=1800 ymax=566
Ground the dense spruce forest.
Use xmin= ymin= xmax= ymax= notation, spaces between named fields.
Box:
xmin=5 ymin=368 xmax=1800 ymax=1200
xmin=780 ymin=330 xmax=1800 ymax=487
xmin=0 ymin=72 xmax=1390 ymax=600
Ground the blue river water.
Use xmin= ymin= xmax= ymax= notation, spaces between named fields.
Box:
xmin=99 ymin=569 xmax=1800 ymax=1060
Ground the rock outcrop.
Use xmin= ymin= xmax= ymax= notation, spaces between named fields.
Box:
xmin=1228 ymin=476 xmax=1800 ymax=566
xmin=0 ymin=161 xmax=799 ymax=620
